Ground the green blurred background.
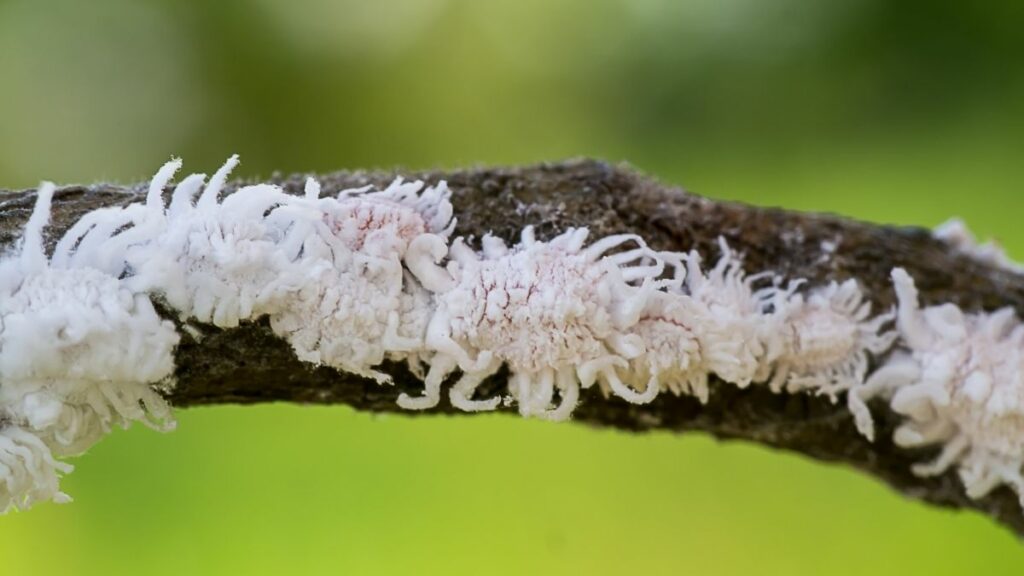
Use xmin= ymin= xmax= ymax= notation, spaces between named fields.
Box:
xmin=2 ymin=0 xmax=1024 ymax=573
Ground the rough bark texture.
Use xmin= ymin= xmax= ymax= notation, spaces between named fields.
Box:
xmin=2 ymin=159 xmax=1022 ymax=536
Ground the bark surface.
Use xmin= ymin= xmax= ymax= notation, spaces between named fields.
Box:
xmin=2 ymin=159 xmax=1021 ymax=535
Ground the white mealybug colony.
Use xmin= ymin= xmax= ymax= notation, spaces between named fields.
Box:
xmin=615 ymin=242 xmax=775 ymax=404
xmin=0 ymin=155 xmax=1019 ymax=515
xmin=853 ymin=268 xmax=1024 ymax=507
xmin=0 ymin=183 xmax=178 ymax=511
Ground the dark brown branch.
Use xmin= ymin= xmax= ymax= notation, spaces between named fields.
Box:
xmin=2 ymin=159 xmax=1022 ymax=536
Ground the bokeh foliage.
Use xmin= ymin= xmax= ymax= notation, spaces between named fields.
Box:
xmin=1 ymin=0 xmax=1023 ymax=573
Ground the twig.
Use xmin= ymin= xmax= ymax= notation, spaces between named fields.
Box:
xmin=2 ymin=158 xmax=1021 ymax=535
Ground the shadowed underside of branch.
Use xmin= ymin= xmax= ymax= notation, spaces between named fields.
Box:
xmin=2 ymin=158 xmax=1023 ymax=536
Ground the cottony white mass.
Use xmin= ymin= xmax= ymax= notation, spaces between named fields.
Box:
xmin=3 ymin=156 xmax=978 ymax=514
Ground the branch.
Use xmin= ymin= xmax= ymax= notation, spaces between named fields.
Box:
xmin=2 ymin=159 xmax=1022 ymax=535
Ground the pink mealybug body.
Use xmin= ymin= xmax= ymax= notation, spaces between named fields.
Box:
xmin=764 ymin=279 xmax=896 ymax=402
xmin=404 ymin=226 xmax=671 ymax=420
xmin=263 ymin=176 xmax=455 ymax=383
xmin=617 ymin=288 xmax=708 ymax=402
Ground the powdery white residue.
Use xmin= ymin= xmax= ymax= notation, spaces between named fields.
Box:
xmin=0 ymin=183 xmax=179 ymax=511
xmin=267 ymin=249 xmax=414 ymax=383
xmin=766 ymin=279 xmax=895 ymax=404
xmin=404 ymin=226 xmax=671 ymax=420
xmin=854 ymin=267 xmax=1024 ymax=508
xmin=322 ymin=177 xmax=454 ymax=255
xmin=264 ymin=176 xmax=455 ymax=383
xmin=934 ymin=218 xmax=1024 ymax=275
xmin=388 ymin=272 xmax=436 ymax=378
xmin=817 ymin=237 xmax=841 ymax=265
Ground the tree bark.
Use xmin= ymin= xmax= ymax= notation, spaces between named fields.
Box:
xmin=2 ymin=159 xmax=1022 ymax=536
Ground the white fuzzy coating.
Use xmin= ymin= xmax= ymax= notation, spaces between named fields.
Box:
xmin=682 ymin=239 xmax=776 ymax=388
xmin=106 ymin=156 xmax=301 ymax=328
xmin=0 ymin=157 xmax=458 ymax=509
xmin=0 ymin=182 xmax=179 ymax=510
xmin=263 ymin=176 xmax=455 ymax=382
xmin=403 ymin=226 xmax=669 ymax=419
xmin=15 ymin=156 xmax=1003 ymax=513
xmin=617 ymin=289 xmax=708 ymax=402
xmin=321 ymin=177 xmax=455 ymax=255
xmin=54 ymin=157 xmax=453 ymax=383
xmin=0 ymin=268 xmax=179 ymax=452
xmin=0 ymin=426 xmax=72 ymax=513
xmin=934 ymin=218 xmax=1024 ymax=275
xmin=765 ymin=279 xmax=896 ymax=402
xmin=617 ymin=239 xmax=812 ymax=403
xmin=266 ymin=252 xmax=415 ymax=382
xmin=854 ymin=267 xmax=1024 ymax=508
